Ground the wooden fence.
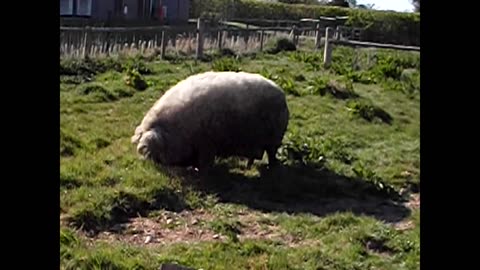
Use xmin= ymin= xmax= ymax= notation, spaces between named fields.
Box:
xmin=322 ymin=26 xmax=420 ymax=68
xmin=60 ymin=18 xmax=419 ymax=61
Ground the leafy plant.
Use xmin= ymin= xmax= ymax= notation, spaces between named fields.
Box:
xmin=307 ymin=77 xmax=329 ymax=96
xmin=122 ymin=58 xmax=152 ymax=75
xmin=352 ymin=161 xmax=401 ymax=199
xmin=208 ymin=219 xmax=243 ymax=243
xmin=277 ymin=76 xmax=302 ymax=96
xmin=383 ymin=69 xmax=420 ymax=97
xmin=212 ymin=57 xmax=242 ymax=72
xmin=124 ymin=69 xmax=149 ymax=91
xmin=307 ymin=77 xmax=358 ymax=99
xmin=289 ymin=51 xmax=323 ymax=71
xmin=260 ymin=68 xmax=278 ymax=81
xmin=277 ymin=133 xmax=326 ymax=168
xmin=346 ymin=99 xmax=393 ymax=124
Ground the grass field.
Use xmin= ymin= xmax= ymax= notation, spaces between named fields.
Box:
xmin=60 ymin=44 xmax=420 ymax=269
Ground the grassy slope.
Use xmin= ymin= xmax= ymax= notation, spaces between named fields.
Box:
xmin=60 ymin=46 xmax=420 ymax=269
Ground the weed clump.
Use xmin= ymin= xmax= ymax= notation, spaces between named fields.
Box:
xmin=122 ymin=57 xmax=153 ymax=75
xmin=383 ymin=68 xmax=420 ymax=97
xmin=352 ymin=162 xmax=402 ymax=200
xmin=209 ymin=219 xmax=243 ymax=243
xmin=307 ymin=77 xmax=358 ymax=99
xmin=124 ymin=69 xmax=149 ymax=91
xmin=278 ymin=132 xmax=358 ymax=168
xmin=277 ymin=134 xmax=326 ymax=169
xmin=259 ymin=68 xmax=303 ymax=96
xmin=277 ymin=76 xmax=302 ymax=96
xmin=289 ymin=51 xmax=322 ymax=71
xmin=346 ymin=99 xmax=393 ymax=124
xmin=212 ymin=57 xmax=242 ymax=72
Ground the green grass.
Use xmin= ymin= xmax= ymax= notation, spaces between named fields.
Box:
xmin=60 ymin=46 xmax=420 ymax=269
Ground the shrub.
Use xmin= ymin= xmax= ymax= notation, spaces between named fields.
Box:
xmin=265 ymin=37 xmax=297 ymax=54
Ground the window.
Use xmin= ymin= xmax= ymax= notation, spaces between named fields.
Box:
xmin=60 ymin=0 xmax=73 ymax=15
xmin=76 ymin=0 xmax=92 ymax=16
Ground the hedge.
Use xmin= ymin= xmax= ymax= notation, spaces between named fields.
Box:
xmin=191 ymin=0 xmax=420 ymax=46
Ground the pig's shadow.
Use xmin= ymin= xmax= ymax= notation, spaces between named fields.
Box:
xmin=170 ymin=162 xmax=410 ymax=223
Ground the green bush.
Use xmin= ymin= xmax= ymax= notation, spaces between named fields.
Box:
xmin=232 ymin=0 xmax=349 ymax=20
xmin=346 ymin=10 xmax=420 ymax=46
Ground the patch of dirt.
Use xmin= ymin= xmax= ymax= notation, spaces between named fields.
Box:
xmin=88 ymin=209 xmax=301 ymax=248
xmin=69 ymin=193 xmax=420 ymax=247
xmin=236 ymin=213 xmax=292 ymax=244
xmin=405 ymin=193 xmax=420 ymax=210
xmin=93 ymin=209 xmax=220 ymax=246
xmin=394 ymin=220 xmax=414 ymax=231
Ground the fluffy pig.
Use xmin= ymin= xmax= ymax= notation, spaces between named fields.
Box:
xmin=131 ymin=71 xmax=290 ymax=171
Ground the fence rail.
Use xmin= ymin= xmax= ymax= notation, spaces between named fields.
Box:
xmin=60 ymin=18 xmax=420 ymax=62
xmin=333 ymin=39 xmax=421 ymax=52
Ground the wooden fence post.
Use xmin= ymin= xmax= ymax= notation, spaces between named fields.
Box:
xmin=217 ymin=30 xmax=223 ymax=50
xmin=105 ymin=31 xmax=111 ymax=56
xmin=295 ymin=26 xmax=299 ymax=45
xmin=82 ymin=29 xmax=90 ymax=58
xmin=196 ymin=18 xmax=204 ymax=59
xmin=171 ymin=33 xmax=177 ymax=49
xmin=335 ymin=26 xmax=340 ymax=40
xmin=140 ymin=40 xmax=146 ymax=54
xmin=160 ymin=31 xmax=167 ymax=59
xmin=315 ymin=23 xmax=321 ymax=49
xmin=290 ymin=25 xmax=297 ymax=45
xmin=244 ymin=30 xmax=249 ymax=51
xmin=323 ymin=27 xmax=333 ymax=68
xmin=260 ymin=30 xmax=265 ymax=52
